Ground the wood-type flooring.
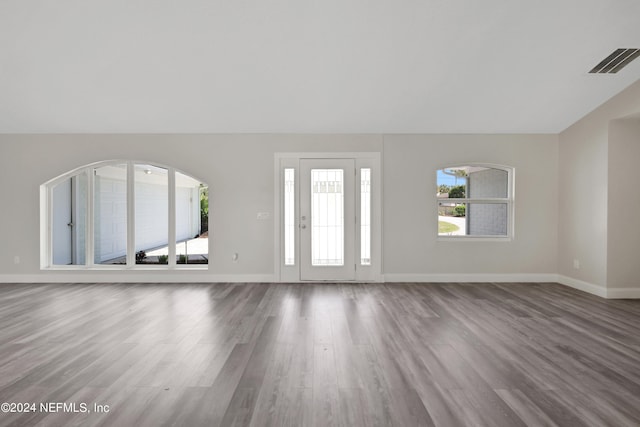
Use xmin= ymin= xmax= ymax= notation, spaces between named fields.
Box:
xmin=0 ymin=282 xmax=639 ymax=426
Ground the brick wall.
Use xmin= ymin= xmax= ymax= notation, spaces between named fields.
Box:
xmin=468 ymin=168 xmax=508 ymax=235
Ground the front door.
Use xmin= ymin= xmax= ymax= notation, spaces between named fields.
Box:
xmin=299 ymin=159 xmax=355 ymax=280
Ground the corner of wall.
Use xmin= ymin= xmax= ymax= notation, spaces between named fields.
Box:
xmin=557 ymin=80 xmax=640 ymax=298
xmin=557 ymin=275 xmax=607 ymax=298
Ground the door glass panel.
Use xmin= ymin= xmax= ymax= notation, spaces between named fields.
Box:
xmin=360 ymin=168 xmax=371 ymax=265
xmin=311 ymin=169 xmax=344 ymax=266
xmin=284 ymin=168 xmax=295 ymax=266
xmin=94 ymin=164 xmax=128 ymax=265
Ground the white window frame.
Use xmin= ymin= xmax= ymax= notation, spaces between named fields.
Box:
xmin=436 ymin=163 xmax=514 ymax=241
xmin=40 ymin=160 xmax=208 ymax=270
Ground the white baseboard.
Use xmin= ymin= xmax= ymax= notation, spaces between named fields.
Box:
xmin=383 ymin=273 xmax=558 ymax=283
xmin=555 ymin=275 xmax=640 ymax=299
xmin=384 ymin=274 xmax=638 ymax=299
xmin=556 ymin=275 xmax=607 ymax=298
xmin=0 ymin=273 xmax=558 ymax=285
xmin=2 ymin=273 xmax=637 ymax=299
xmin=0 ymin=274 xmax=276 ymax=284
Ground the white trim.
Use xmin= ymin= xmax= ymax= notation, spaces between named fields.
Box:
xmin=126 ymin=161 xmax=135 ymax=266
xmin=274 ymin=152 xmax=383 ymax=283
xmin=384 ymin=273 xmax=558 ymax=283
xmin=556 ymin=275 xmax=640 ymax=299
xmin=556 ymin=275 xmax=607 ymax=298
xmin=168 ymin=168 xmax=177 ymax=267
xmin=3 ymin=272 xmax=638 ymax=298
xmin=39 ymin=185 xmax=49 ymax=269
xmin=0 ymin=273 xmax=556 ymax=285
xmin=436 ymin=163 xmax=514 ymax=239
xmin=0 ymin=274 xmax=275 ymax=284
xmin=86 ymin=168 xmax=95 ymax=266
xmin=437 ymin=236 xmax=512 ymax=242
xmin=276 ymin=152 xmax=382 ymax=160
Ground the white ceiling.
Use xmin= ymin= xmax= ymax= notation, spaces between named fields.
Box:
xmin=1 ymin=0 xmax=639 ymax=134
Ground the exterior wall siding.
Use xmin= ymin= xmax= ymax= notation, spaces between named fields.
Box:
xmin=468 ymin=168 xmax=508 ymax=236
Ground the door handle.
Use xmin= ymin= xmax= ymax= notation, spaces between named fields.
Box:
xmin=300 ymin=224 xmax=306 ymax=229
xmin=67 ymin=222 xmax=74 ymax=227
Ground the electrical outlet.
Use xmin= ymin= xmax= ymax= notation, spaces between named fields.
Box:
xmin=573 ymin=259 xmax=580 ymax=270
xmin=257 ymin=212 xmax=270 ymax=220
xmin=13 ymin=256 xmax=20 ymax=264
xmin=232 ymin=253 xmax=239 ymax=262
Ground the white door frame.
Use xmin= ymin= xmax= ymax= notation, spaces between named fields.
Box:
xmin=274 ymin=152 xmax=382 ymax=282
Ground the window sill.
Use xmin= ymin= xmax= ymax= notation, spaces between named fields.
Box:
xmin=42 ymin=265 xmax=209 ymax=271
xmin=437 ymin=236 xmax=512 ymax=242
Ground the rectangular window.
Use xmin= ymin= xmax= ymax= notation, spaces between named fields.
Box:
xmin=176 ymin=172 xmax=209 ymax=265
xmin=360 ymin=168 xmax=371 ymax=265
xmin=135 ymin=165 xmax=168 ymax=264
xmin=284 ymin=168 xmax=295 ymax=266
xmin=51 ymin=174 xmax=87 ymax=265
xmin=437 ymin=166 xmax=512 ymax=238
xmin=73 ymin=173 xmax=88 ymax=265
xmin=94 ymin=164 xmax=128 ymax=264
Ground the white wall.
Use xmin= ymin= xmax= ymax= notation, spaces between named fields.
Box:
xmin=0 ymin=134 xmax=382 ymax=281
xmin=3 ymin=82 xmax=640 ymax=296
xmin=558 ymin=105 xmax=610 ymax=290
xmin=382 ymin=134 xmax=558 ymax=279
xmin=558 ymin=79 xmax=640 ymax=297
xmin=607 ymin=118 xmax=640 ymax=290
xmin=0 ymin=132 xmax=557 ymax=283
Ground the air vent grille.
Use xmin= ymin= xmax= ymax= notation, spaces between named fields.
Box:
xmin=589 ymin=48 xmax=640 ymax=74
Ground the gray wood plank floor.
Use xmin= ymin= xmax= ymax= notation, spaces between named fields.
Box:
xmin=0 ymin=282 xmax=639 ymax=426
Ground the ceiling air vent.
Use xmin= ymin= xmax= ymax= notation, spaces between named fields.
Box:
xmin=589 ymin=48 xmax=640 ymax=73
